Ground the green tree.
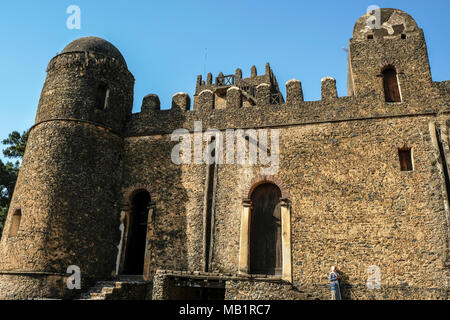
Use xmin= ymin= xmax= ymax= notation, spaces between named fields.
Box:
xmin=2 ymin=130 xmax=29 ymax=158
xmin=0 ymin=130 xmax=28 ymax=237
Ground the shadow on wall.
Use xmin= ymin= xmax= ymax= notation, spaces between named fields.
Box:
xmin=335 ymin=267 xmax=350 ymax=300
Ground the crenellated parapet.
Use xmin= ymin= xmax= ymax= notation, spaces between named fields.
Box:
xmin=195 ymin=89 xmax=214 ymax=112
xmin=256 ymin=83 xmax=271 ymax=107
xmin=226 ymin=87 xmax=242 ymax=110
xmin=286 ymin=79 xmax=303 ymax=103
xmin=172 ymin=92 xmax=191 ymax=111
xmin=127 ymin=74 xmax=447 ymax=139
xmin=321 ymin=77 xmax=338 ymax=100
xmin=142 ymin=94 xmax=160 ymax=113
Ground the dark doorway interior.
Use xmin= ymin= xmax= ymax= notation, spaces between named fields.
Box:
xmin=398 ymin=148 xmax=413 ymax=171
xmin=123 ymin=190 xmax=150 ymax=275
xmin=382 ymin=67 xmax=401 ymax=102
xmin=168 ymin=279 xmax=225 ymax=300
xmin=250 ymin=183 xmax=282 ymax=275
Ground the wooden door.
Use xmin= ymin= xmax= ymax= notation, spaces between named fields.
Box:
xmin=383 ymin=68 xmax=401 ymax=102
xmin=250 ymin=183 xmax=282 ymax=275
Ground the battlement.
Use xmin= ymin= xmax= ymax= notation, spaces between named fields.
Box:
xmin=133 ymin=63 xmax=340 ymax=116
xmin=125 ymin=76 xmax=448 ymax=138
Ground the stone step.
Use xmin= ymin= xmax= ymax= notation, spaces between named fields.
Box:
xmin=79 ymin=278 xmax=149 ymax=300
xmin=101 ymin=287 xmax=115 ymax=294
xmin=95 ymin=281 xmax=117 ymax=287
xmin=116 ymin=275 xmax=144 ymax=282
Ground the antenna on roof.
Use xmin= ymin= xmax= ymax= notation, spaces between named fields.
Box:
xmin=203 ymin=48 xmax=207 ymax=80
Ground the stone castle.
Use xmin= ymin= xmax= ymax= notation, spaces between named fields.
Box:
xmin=0 ymin=8 xmax=449 ymax=300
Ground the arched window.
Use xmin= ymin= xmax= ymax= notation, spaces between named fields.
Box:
xmin=250 ymin=183 xmax=282 ymax=275
xmin=123 ymin=190 xmax=150 ymax=275
xmin=382 ymin=67 xmax=401 ymax=102
xmin=9 ymin=209 xmax=22 ymax=238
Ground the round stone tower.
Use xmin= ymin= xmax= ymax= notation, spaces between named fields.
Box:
xmin=0 ymin=37 xmax=134 ymax=299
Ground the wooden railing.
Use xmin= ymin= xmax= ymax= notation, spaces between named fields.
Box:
xmin=216 ymin=74 xmax=235 ymax=86
xmin=270 ymin=93 xmax=282 ymax=105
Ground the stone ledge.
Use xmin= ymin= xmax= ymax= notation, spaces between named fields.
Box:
xmin=154 ymin=269 xmax=288 ymax=283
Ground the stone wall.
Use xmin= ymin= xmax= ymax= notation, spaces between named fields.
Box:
xmin=224 ymin=279 xmax=315 ymax=300
xmin=123 ymin=112 xmax=450 ymax=299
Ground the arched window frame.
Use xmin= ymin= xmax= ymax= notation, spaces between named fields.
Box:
xmin=118 ymin=185 xmax=155 ymax=279
xmin=239 ymin=176 xmax=292 ymax=282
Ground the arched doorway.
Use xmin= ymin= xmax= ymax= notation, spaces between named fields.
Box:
xmin=123 ymin=190 xmax=150 ymax=275
xmin=382 ymin=67 xmax=401 ymax=102
xmin=250 ymin=183 xmax=282 ymax=275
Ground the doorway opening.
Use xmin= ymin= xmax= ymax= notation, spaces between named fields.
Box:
xmin=123 ymin=190 xmax=150 ymax=275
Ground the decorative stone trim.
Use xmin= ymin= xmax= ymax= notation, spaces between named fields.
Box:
xmin=378 ymin=58 xmax=405 ymax=74
xmin=122 ymin=184 xmax=155 ymax=206
xmin=244 ymin=175 xmax=290 ymax=199
xmin=240 ymin=175 xmax=292 ymax=282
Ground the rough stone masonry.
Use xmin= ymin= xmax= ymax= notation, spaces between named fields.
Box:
xmin=0 ymin=8 xmax=449 ymax=300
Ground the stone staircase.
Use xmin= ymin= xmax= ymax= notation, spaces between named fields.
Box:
xmin=79 ymin=276 xmax=151 ymax=300
xmin=237 ymin=79 xmax=257 ymax=105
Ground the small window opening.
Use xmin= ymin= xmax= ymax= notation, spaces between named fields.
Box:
xmin=401 ymin=34 xmax=406 ymax=39
xmin=398 ymin=148 xmax=413 ymax=171
xmin=9 ymin=209 xmax=22 ymax=237
xmin=367 ymin=34 xmax=374 ymax=40
xmin=95 ymin=84 xmax=109 ymax=110
xmin=382 ymin=67 xmax=401 ymax=102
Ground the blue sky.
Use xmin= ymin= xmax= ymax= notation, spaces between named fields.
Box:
xmin=0 ymin=0 xmax=448 ymax=159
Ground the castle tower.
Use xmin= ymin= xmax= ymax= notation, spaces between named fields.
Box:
xmin=0 ymin=37 xmax=134 ymax=299
xmin=347 ymin=8 xmax=432 ymax=102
